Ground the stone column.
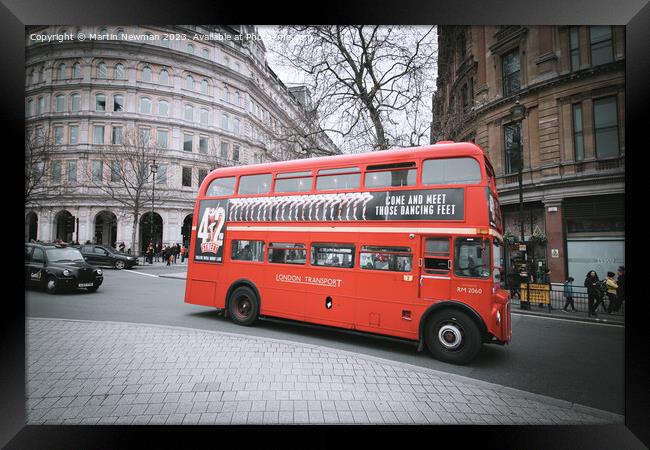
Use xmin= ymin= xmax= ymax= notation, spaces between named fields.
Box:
xmin=543 ymin=199 xmax=566 ymax=283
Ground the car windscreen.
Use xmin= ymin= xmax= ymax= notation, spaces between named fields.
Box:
xmin=45 ymin=248 xmax=85 ymax=262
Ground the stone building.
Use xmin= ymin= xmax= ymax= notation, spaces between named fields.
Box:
xmin=25 ymin=25 xmax=338 ymax=253
xmin=432 ymin=26 xmax=625 ymax=283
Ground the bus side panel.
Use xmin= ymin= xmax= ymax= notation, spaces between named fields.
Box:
xmin=302 ymin=267 xmax=356 ymax=330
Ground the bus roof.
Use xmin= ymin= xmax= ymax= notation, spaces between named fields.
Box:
xmin=206 ymin=142 xmax=486 ymax=180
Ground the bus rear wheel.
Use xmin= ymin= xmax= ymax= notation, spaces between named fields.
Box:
xmin=424 ymin=309 xmax=482 ymax=365
xmin=228 ymin=286 xmax=259 ymax=326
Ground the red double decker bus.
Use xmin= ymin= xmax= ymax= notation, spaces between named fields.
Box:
xmin=185 ymin=141 xmax=511 ymax=364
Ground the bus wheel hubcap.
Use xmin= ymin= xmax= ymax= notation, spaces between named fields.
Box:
xmin=236 ymin=297 xmax=251 ymax=318
xmin=438 ymin=324 xmax=462 ymax=350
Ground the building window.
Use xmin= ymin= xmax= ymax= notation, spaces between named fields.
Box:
xmin=71 ymin=93 xmax=80 ymax=112
xmin=110 ymin=161 xmax=121 ymax=182
xmin=572 ymin=103 xmax=584 ymax=161
xmin=69 ymin=125 xmax=78 ymax=144
xmin=221 ymin=114 xmax=229 ymax=130
xmin=51 ymin=160 xmax=61 ymax=183
xmin=220 ymin=142 xmax=228 ymax=159
xmin=158 ymin=100 xmax=169 ymax=117
xmin=502 ymin=48 xmax=521 ymax=97
xmin=55 ymin=95 xmax=65 ymax=112
xmin=38 ymin=67 xmax=44 ymax=83
xmin=112 ymin=126 xmax=123 ymax=145
xmin=160 ymin=36 xmax=170 ymax=48
xmin=201 ymin=79 xmax=209 ymax=95
xmin=157 ymin=129 xmax=168 ymax=148
xmin=590 ymin=26 xmax=613 ymax=66
xmin=140 ymin=97 xmax=151 ymax=114
xmin=224 ymin=55 xmax=230 ymax=67
xmin=504 ymin=122 xmax=523 ymax=173
xmin=138 ymin=128 xmax=151 ymax=145
xmin=198 ymin=168 xmax=208 ymax=185
xmin=184 ymin=104 xmax=194 ymax=121
xmin=156 ymin=164 xmax=167 ymax=184
xmin=569 ymin=27 xmax=580 ymax=72
xmin=113 ymin=94 xmax=124 ymax=112
xmin=115 ymin=64 xmax=125 ymax=80
xmin=53 ymin=126 xmax=63 ymax=145
xmin=186 ymin=75 xmax=194 ymax=90
xmin=116 ymin=29 xmax=126 ymax=40
xmin=95 ymin=94 xmax=106 ymax=111
xmin=58 ymin=63 xmax=66 ymax=80
xmin=199 ymin=136 xmax=208 ymax=154
xmin=202 ymin=48 xmax=209 ymax=59
xmin=97 ymin=62 xmax=107 ymax=79
xmin=142 ymin=66 xmax=152 ymax=82
xmin=461 ymin=84 xmax=470 ymax=112
xmin=234 ymin=118 xmax=240 ymax=135
xmin=92 ymin=160 xmax=103 ymax=181
xmin=187 ymin=43 xmax=194 ymax=54
xmin=183 ymin=133 xmax=193 ymax=152
xmin=182 ymin=167 xmax=192 ymax=187
xmin=222 ymin=87 xmax=229 ymax=103
xmin=200 ymin=108 xmax=209 ymax=126
xmin=232 ymin=145 xmax=240 ymax=162
xmin=67 ymin=160 xmax=77 ymax=182
xmin=593 ymin=96 xmax=620 ymax=158
xmin=72 ymin=63 xmax=81 ymax=78
xmin=37 ymin=96 xmax=45 ymax=115
xmin=160 ymin=69 xmax=169 ymax=85
xmin=93 ymin=125 xmax=105 ymax=144
xmin=236 ymin=92 xmax=241 ymax=107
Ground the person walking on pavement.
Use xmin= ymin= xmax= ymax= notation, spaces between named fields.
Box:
xmin=146 ymin=242 xmax=154 ymax=265
xmin=605 ymin=271 xmax=619 ymax=314
xmin=584 ymin=270 xmax=602 ymax=317
xmin=180 ymin=243 xmax=186 ymax=263
xmin=616 ymin=266 xmax=625 ymax=312
xmin=562 ymin=277 xmax=576 ymax=312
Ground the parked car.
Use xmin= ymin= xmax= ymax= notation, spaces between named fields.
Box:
xmin=25 ymin=243 xmax=104 ymax=294
xmin=75 ymin=244 xmax=139 ymax=269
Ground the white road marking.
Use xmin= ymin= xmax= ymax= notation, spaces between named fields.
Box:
xmin=124 ymin=270 xmax=159 ymax=278
xmin=512 ymin=312 xmax=624 ymax=327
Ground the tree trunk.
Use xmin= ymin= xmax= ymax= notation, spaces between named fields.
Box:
xmin=131 ymin=210 xmax=139 ymax=257
xmin=368 ymin=105 xmax=389 ymax=150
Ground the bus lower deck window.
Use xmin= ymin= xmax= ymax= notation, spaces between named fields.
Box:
xmin=360 ymin=246 xmax=412 ymax=272
xmin=424 ymin=238 xmax=450 ymax=274
xmin=231 ymin=240 xmax=265 ymax=261
xmin=311 ymin=244 xmax=355 ymax=268
xmin=269 ymin=243 xmax=307 ymax=265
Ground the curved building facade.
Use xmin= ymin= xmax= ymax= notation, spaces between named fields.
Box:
xmin=25 ymin=25 xmax=338 ymax=253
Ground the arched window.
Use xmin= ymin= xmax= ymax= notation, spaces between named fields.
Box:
xmin=184 ymin=104 xmax=194 ymax=121
xmin=186 ymin=75 xmax=194 ymax=90
xmin=158 ymin=100 xmax=169 ymax=117
xmin=234 ymin=118 xmax=240 ymax=135
xmin=97 ymin=62 xmax=107 ymax=79
xmin=201 ymin=79 xmax=209 ymax=95
xmin=221 ymin=113 xmax=229 ymax=130
xmin=38 ymin=67 xmax=44 ymax=82
xmin=187 ymin=43 xmax=194 ymax=54
xmin=160 ymin=37 xmax=170 ymax=48
xmin=27 ymin=99 xmax=33 ymax=116
xmin=113 ymin=94 xmax=124 ymax=112
xmin=95 ymin=93 xmax=106 ymax=111
xmin=200 ymin=108 xmax=209 ymax=125
xmin=116 ymin=29 xmax=126 ymax=40
xmin=58 ymin=63 xmax=66 ymax=80
xmin=115 ymin=64 xmax=125 ymax=80
xmin=72 ymin=63 xmax=81 ymax=78
xmin=140 ymin=97 xmax=152 ymax=114
xmin=159 ymin=69 xmax=169 ymax=85
xmin=99 ymin=28 xmax=108 ymax=38
xmin=37 ymin=96 xmax=44 ymax=114
xmin=236 ymin=92 xmax=241 ymax=107
xmin=223 ymin=87 xmax=229 ymax=103
xmin=55 ymin=94 xmax=65 ymax=112
xmin=142 ymin=66 xmax=152 ymax=82
xmin=70 ymin=93 xmax=80 ymax=112
xmin=202 ymin=48 xmax=209 ymax=59
xmin=27 ymin=69 xmax=34 ymax=85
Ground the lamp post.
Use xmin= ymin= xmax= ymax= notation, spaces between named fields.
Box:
xmin=509 ymin=99 xmax=528 ymax=308
xmin=150 ymin=160 xmax=158 ymax=263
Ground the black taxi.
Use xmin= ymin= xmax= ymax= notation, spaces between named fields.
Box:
xmin=25 ymin=243 xmax=104 ymax=294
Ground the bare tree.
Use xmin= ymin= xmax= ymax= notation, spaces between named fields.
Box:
xmin=267 ymin=26 xmax=437 ymax=152
xmin=25 ymin=127 xmax=62 ymax=206
xmin=85 ymin=129 xmax=168 ymax=253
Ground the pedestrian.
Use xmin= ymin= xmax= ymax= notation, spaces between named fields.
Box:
xmin=173 ymin=243 xmax=180 ymax=264
xmin=616 ymin=266 xmax=625 ymax=312
xmin=154 ymin=242 xmax=161 ymax=262
xmin=180 ymin=243 xmax=186 ymax=263
xmin=584 ymin=270 xmax=602 ymax=317
xmin=562 ymin=277 xmax=576 ymax=312
xmin=118 ymin=242 xmax=125 ymax=253
xmin=164 ymin=245 xmax=172 ymax=266
xmin=146 ymin=242 xmax=154 ymax=264
xmin=605 ymin=271 xmax=619 ymax=314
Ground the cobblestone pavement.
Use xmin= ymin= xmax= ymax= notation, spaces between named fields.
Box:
xmin=26 ymin=318 xmax=623 ymax=425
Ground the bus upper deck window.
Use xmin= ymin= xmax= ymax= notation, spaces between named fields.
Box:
xmin=205 ymin=176 xmax=236 ymax=197
xmin=422 ymin=157 xmax=482 ymax=185
xmin=275 ymin=171 xmax=313 ymax=193
xmin=365 ymin=162 xmax=417 ymax=188
xmin=239 ymin=173 xmax=272 ymax=195
xmin=316 ymin=167 xmax=360 ymax=191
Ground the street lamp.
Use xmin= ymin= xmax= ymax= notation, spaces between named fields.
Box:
xmin=150 ymin=160 xmax=158 ymax=263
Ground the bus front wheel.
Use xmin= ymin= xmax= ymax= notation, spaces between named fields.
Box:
xmin=227 ymin=286 xmax=259 ymax=326
xmin=424 ymin=309 xmax=482 ymax=365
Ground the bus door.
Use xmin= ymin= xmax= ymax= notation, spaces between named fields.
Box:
xmin=450 ymin=236 xmax=492 ymax=311
xmin=419 ymin=236 xmax=452 ymax=301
